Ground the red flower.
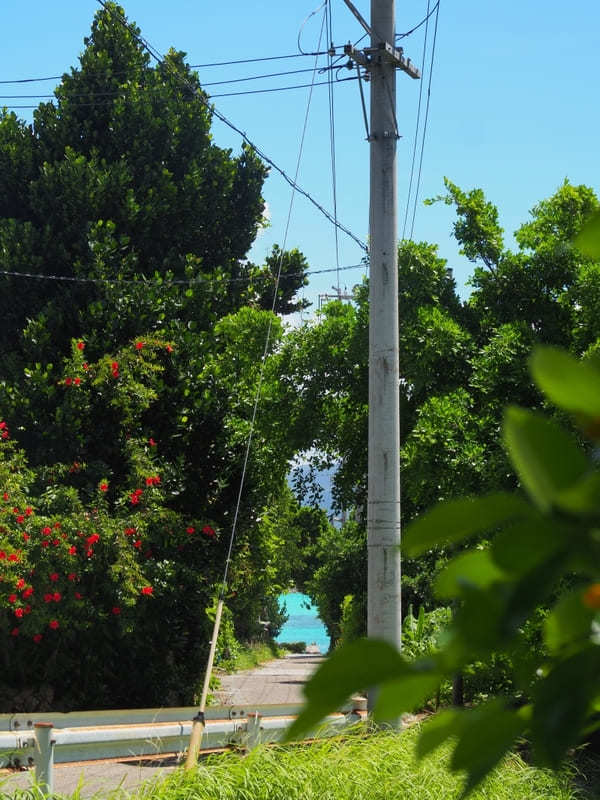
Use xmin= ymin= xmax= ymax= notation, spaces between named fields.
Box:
xmin=22 ymin=533 xmax=30 ymax=542
xmin=2 ymin=492 xmax=8 ymax=501
xmin=166 ymin=344 xmax=174 ymax=353
xmin=11 ymin=628 xmax=19 ymax=637
xmin=44 ymin=593 xmax=53 ymax=603
xmin=75 ymin=592 xmax=82 ymax=600
xmin=16 ymin=515 xmax=24 ymax=524
xmin=148 ymin=438 xmax=157 ymax=446
xmin=42 ymin=526 xmax=52 ymax=536
xmin=49 ymin=572 xmax=59 ymax=582
xmin=133 ymin=539 xmax=142 ymax=549
xmin=112 ymin=607 xmax=121 ymax=615
xmin=99 ymin=483 xmax=108 ymax=492
xmin=22 ymin=587 xmax=33 ymax=599
xmin=65 ymin=377 xmax=73 ymax=386
xmin=53 ymin=522 xmax=61 ymax=529
xmin=53 ymin=592 xmax=62 ymax=602
xmin=82 ymin=362 xmax=89 ymax=370
xmin=8 ymin=593 xmax=17 ymax=604
xmin=1 ymin=431 xmax=9 ymax=440
xmin=24 ymin=604 xmax=31 ymax=614
xmin=186 ymin=526 xmax=195 ymax=535
xmin=141 ymin=586 xmax=153 ymax=596
xmin=67 ymin=573 xmax=77 ymax=581
xmin=85 ymin=549 xmax=93 ymax=558
xmin=135 ymin=341 xmax=144 ymax=350
xmin=68 ymin=546 xmax=77 ymax=555
xmin=202 ymin=525 xmax=215 ymax=537
xmin=16 ymin=578 xmax=25 ymax=589
xmin=33 ymin=634 xmax=43 ymax=643
xmin=41 ymin=541 xmax=49 ymax=548
xmin=14 ymin=608 xmax=24 ymax=618
xmin=111 ymin=361 xmax=119 ymax=370
xmin=48 ymin=620 xmax=59 ymax=630
xmin=124 ymin=527 xmax=135 ymax=536
xmin=52 ymin=538 xmax=60 ymax=546
xmin=8 ymin=554 xmax=19 ymax=562
xmin=74 ymin=377 xmax=81 ymax=386
xmin=87 ymin=533 xmax=100 ymax=545
xmin=0 ymin=422 xmax=6 ymax=430
xmin=0 ymin=551 xmax=5 ymax=560
xmin=25 ymin=507 xmax=33 ymax=517
xmin=77 ymin=341 xmax=85 ymax=351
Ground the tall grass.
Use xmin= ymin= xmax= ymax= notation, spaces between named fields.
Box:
xmin=114 ymin=724 xmax=597 ymax=800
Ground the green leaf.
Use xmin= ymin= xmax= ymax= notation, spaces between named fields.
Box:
xmin=403 ymin=493 xmax=530 ymax=557
xmin=435 ymin=550 xmax=506 ymax=599
xmin=532 ymin=649 xmax=600 ymax=767
xmin=374 ymin=669 xmax=441 ymax=720
xmin=416 ymin=709 xmax=464 ymax=758
xmin=450 ymin=701 xmax=526 ymax=797
xmin=284 ymin=638 xmax=405 ymax=742
xmin=530 ymin=347 xmax=600 ymax=418
xmin=556 ymin=472 xmax=600 ymax=514
xmin=544 ymin=589 xmax=596 ymax=653
xmin=491 ymin=519 xmax=568 ymax=575
xmin=503 ymin=407 xmax=588 ymax=511
xmin=574 ymin=209 xmax=600 ymax=258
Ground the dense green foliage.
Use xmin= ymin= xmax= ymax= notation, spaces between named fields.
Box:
xmin=288 ymin=343 xmax=600 ymax=795
xmin=0 ymin=3 xmax=312 ymax=710
xmin=32 ymin=725 xmax=595 ymax=800
xmin=275 ymin=178 xmax=600 ymax=637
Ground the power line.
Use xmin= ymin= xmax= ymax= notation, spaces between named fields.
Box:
xmin=0 ymin=262 xmax=366 ymax=288
xmin=325 ymin=0 xmax=341 ymax=290
xmin=0 ymin=50 xmax=350 ymax=87
xmin=396 ymin=1 xmax=440 ymax=40
xmin=94 ymin=0 xmax=368 ymax=253
xmin=402 ymin=0 xmax=431 ymax=242
xmin=409 ymin=0 xmax=441 ymax=240
xmin=0 ymin=75 xmax=359 ymax=107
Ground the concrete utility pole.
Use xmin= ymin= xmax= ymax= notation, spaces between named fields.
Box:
xmin=343 ymin=0 xmax=419 ymax=685
xmin=367 ymin=0 xmax=402 ymax=670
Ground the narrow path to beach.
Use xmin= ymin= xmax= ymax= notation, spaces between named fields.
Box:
xmin=215 ymin=652 xmax=325 ymax=706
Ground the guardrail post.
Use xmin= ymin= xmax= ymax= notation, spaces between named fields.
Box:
xmin=245 ymin=712 xmax=262 ymax=750
xmin=34 ymin=722 xmax=54 ymax=796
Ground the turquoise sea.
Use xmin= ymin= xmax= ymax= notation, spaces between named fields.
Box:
xmin=276 ymin=592 xmax=330 ymax=655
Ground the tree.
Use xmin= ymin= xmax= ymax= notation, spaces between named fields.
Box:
xmin=286 ymin=344 xmax=600 ymax=795
xmin=285 ymin=208 xmax=600 ymax=796
xmin=272 ymin=179 xmax=600 ymax=632
xmin=0 ymin=2 xmax=308 ymax=371
xmin=0 ymin=4 xmax=310 ymax=708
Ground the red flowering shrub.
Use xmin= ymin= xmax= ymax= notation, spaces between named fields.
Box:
xmin=0 ymin=320 xmax=294 ymax=710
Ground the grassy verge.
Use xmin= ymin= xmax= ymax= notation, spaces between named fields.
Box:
xmin=99 ymin=723 xmax=599 ymax=800
xmin=217 ymin=641 xmax=284 ymax=674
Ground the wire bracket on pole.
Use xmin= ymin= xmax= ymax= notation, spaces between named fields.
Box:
xmin=344 ymin=42 xmax=421 ymax=80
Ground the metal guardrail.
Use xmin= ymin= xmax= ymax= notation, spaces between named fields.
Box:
xmin=0 ymin=699 xmax=367 ymax=795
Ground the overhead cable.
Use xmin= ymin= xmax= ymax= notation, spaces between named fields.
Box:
xmin=1 ymin=75 xmax=359 ymax=107
xmin=0 ymin=262 xmax=366 ymax=287
xmin=401 ymin=0 xmax=431 ymax=242
xmin=396 ymin=1 xmax=440 ymax=40
xmin=409 ymin=0 xmax=441 ymax=240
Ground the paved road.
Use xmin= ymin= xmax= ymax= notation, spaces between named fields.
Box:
xmin=1 ymin=654 xmax=324 ymax=798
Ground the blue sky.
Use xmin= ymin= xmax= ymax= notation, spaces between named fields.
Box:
xmin=1 ymin=1 xmax=599 ymax=309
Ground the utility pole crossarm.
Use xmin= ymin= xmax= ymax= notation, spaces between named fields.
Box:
xmin=344 ymin=42 xmax=420 ymax=79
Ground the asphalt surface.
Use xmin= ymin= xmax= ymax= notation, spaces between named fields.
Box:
xmin=0 ymin=654 xmax=324 ymax=798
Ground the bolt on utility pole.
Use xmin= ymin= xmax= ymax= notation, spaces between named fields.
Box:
xmin=343 ymin=0 xmax=420 ymax=695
